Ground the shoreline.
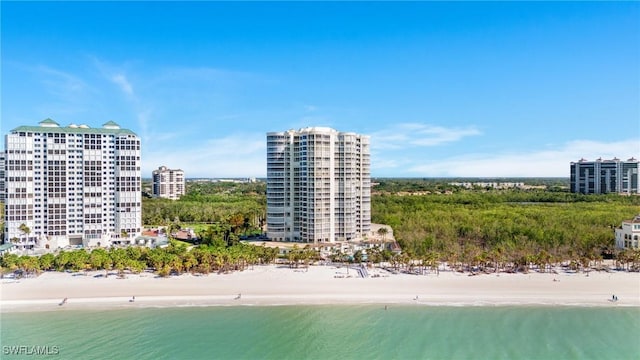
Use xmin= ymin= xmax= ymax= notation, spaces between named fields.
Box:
xmin=2 ymin=265 xmax=639 ymax=312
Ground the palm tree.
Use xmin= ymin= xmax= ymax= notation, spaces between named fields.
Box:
xmin=90 ymin=248 xmax=111 ymax=271
xmin=330 ymin=249 xmax=343 ymax=264
xmin=1 ymin=253 xmax=20 ymax=273
xmin=353 ymin=250 xmax=363 ymax=264
xmin=367 ymin=246 xmax=382 ymax=269
xmin=229 ymin=213 xmax=245 ymax=235
xmin=68 ymin=250 xmax=90 ymax=272
xmin=168 ymin=254 xmax=184 ymax=274
xmin=242 ymin=215 xmax=251 ymax=236
xmin=146 ymin=248 xmax=165 ymax=272
xmin=109 ymin=248 xmax=128 ymax=274
xmin=18 ymin=223 xmax=31 ymax=248
xmin=126 ymin=246 xmax=143 ymax=261
xmin=423 ymin=251 xmax=440 ymax=275
xmin=302 ymin=245 xmax=314 ymax=270
xmin=631 ymin=249 xmax=640 ymax=271
xmin=288 ymin=244 xmax=300 ymax=268
xmin=127 ymin=259 xmax=145 ymax=274
xmin=54 ymin=251 xmax=71 ymax=271
xmin=39 ymin=253 xmax=55 ymax=272
xmin=18 ymin=255 xmax=40 ymax=276
xmin=377 ymin=227 xmax=389 ymax=241
xmin=192 ymin=248 xmax=212 ymax=274
xmin=182 ymin=252 xmax=198 ymax=273
xmin=535 ymin=250 xmax=552 ymax=273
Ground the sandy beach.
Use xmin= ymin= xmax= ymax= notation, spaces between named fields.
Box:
xmin=1 ymin=265 xmax=639 ymax=312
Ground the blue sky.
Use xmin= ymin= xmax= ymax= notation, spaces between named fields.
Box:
xmin=2 ymin=1 xmax=638 ymax=178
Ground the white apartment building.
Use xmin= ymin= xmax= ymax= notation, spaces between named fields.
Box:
xmin=615 ymin=215 xmax=640 ymax=249
xmin=3 ymin=119 xmax=142 ymax=250
xmin=266 ymin=127 xmax=371 ymax=243
xmin=0 ymin=151 xmax=5 ymax=203
xmin=570 ymin=157 xmax=640 ymax=194
xmin=152 ymin=166 xmax=185 ymax=200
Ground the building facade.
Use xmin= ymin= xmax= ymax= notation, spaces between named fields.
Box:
xmin=3 ymin=119 xmax=142 ymax=250
xmin=615 ymin=215 xmax=640 ymax=249
xmin=152 ymin=166 xmax=185 ymax=200
xmin=266 ymin=127 xmax=371 ymax=243
xmin=0 ymin=151 xmax=5 ymax=203
xmin=570 ymin=158 xmax=639 ymax=194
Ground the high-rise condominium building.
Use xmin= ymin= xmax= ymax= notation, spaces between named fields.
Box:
xmin=3 ymin=119 xmax=142 ymax=250
xmin=0 ymin=151 xmax=6 ymax=203
xmin=570 ymin=157 xmax=639 ymax=194
xmin=152 ymin=166 xmax=185 ymax=200
xmin=266 ymin=127 xmax=371 ymax=243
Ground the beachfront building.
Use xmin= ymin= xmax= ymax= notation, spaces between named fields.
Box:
xmin=152 ymin=165 xmax=185 ymax=200
xmin=266 ymin=127 xmax=371 ymax=243
xmin=615 ymin=215 xmax=640 ymax=249
xmin=3 ymin=119 xmax=142 ymax=250
xmin=0 ymin=151 xmax=6 ymax=203
xmin=570 ymin=157 xmax=640 ymax=195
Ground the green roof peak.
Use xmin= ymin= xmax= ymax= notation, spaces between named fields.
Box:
xmin=10 ymin=120 xmax=138 ymax=137
xmin=39 ymin=118 xmax=60 ymax=127
xmin=102 ymin=120 xmax=121 ymax=129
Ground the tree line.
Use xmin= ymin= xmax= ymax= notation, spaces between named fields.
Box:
xmin=1 ymin=241 xmax=280 ymax=277
xmin=372 ymin=190 xmax=640 ymax=271
xmin=142 ymin=190 xmax=265 ymax=231
xmin=3 ymin=181 xmax=640 ymax=275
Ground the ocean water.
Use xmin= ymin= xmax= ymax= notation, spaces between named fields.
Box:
xmin=1 ymin=306 xmax=639 ymax=360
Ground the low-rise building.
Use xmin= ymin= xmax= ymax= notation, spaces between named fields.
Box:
xmin=171 ymin=228 xmax=197 ymax=242
xmin=615 ymin=215 xmax=640 ymax=249
xmin=0 ymin=243 xmax=16 ymax=256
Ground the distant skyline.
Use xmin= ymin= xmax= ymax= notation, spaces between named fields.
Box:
xmin=2 ymin=2 xmax=638 ymax=178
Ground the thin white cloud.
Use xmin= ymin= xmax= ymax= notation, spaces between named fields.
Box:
xmin=90 ymin=57 xmax=154 ymax=139
xmin=371 ymin=122 xmax=482 ymax=150
xmin=5 ymin=63 xmax=97 ymax=117
xmin=298 ymin=115 xmax=331 ymax=125
xmin=90 ymin=56 xmax=137 ymax=97
xmin=155 ymin=66 xmax=255 ymax=81
xmin=33 ymin=65 xmax=88 ymax=100
xmin=142 ymin=133 xmax=267 ymax=178
xmin=143 ymin=131 xmax=182 ymax=143
xmin=136 ymin=108 xmax=153 ymax=138
xmin=106 ymin=70 xmax=149 ymax=138
xmin=403 ymin=139 xmax=640 ymax=177
xmin=371 ymin=157 xmax=411 ymax=170
xmin=410 ymin=125 xmax=482 ymax=146
xmin=144 ymin=136 xmax=637 ymax=178
xmin=111 ymin=74 xmax=134 ymax=96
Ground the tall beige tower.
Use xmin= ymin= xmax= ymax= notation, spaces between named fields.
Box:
xmin=152 ymin=166 xmax=185 ymax=200
xmin=266 ymin=127 xmax=371 ymax=243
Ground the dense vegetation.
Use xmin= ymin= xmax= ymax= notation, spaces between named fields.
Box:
xmin=373 ymin=189 xmax=640 ymax=271
xmin=2 ymin=181 xmax=272 ymax=276
xmin=142 ymin=181 xmax=266 ymax=231
xmin=1 ymin=240 xmax=280 ymax=277
xmin=373 ymin=177 xmax=569 ymax=194
xmin=3 ymin=179 xmax=640 ymax=275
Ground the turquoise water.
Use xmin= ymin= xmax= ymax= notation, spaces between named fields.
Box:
xmin=1 ymin=306 xmax=639 ymax=359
